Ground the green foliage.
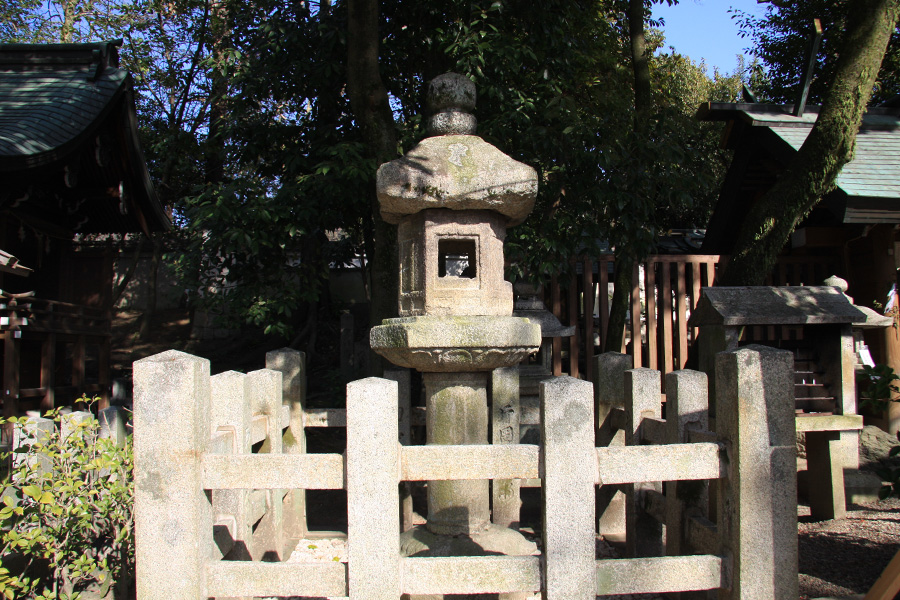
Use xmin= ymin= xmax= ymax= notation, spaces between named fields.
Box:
xmin=734 ymin=1 xmax=900 ymax=105
xmin=3 ymin=0 xmax=747 ymax=337
xmin=857 ymin=363 xmax=900 ymax=413
xmin=876 ymin=431 xmax=900 ymax=499
xmin=0 ymin=399 xmax=134 ymax=599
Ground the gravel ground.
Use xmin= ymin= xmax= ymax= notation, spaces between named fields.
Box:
xmin=268 ymin=497 xmax=900 ymax=600
xmin=799 ymin=497 xmax=900 ymax=600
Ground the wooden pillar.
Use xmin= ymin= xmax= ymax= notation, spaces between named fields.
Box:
xmin=40 ymin=333 xmax=56 ymax=413
xmin=98 ymin=334 xmax=111 ymax=410
xmin=2 ymin=332 xmax=19 ymax=443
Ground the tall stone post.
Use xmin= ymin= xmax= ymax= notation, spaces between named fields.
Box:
xmin=346 ymin=377 xmax=401 ymax=599
xmin=716 ymin=345 xmax=798 ymax=600
xmin=594 ymin=352 xmax=632 ymax=538
xmin=266 ymin=348 xmax=308 ymax=539
xmin=541 ymin=376 xmax=596 ymax=600
xmin=492 ymin=366 xmax=522 ymax=528
xmin=210 ymin=371 xmax=253 ymax=567
xmin=666 ymin=369 xmax=710 ymax=600
xmin=425 ymin=372 xmax=490 ymax=534
xmin=625 ymin=368 xmax=663 ymax=557
xmin=133 ymin=350 xmax=212 ymax=600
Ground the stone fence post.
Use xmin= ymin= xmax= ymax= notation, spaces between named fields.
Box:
xmin=541 ymin=376 xmax=596 ymax=599
xmin=133 ymin=350 xmax=212 ymax=600
xmin=625 ymin=368 xmax=663 ymax=557
xmin=665 ymin=369 xmax=710 ymax=600
xmin=594 ymin=352 xmax=632 ymax=538
xmin=210 ymin=371 xmax=252 ymax=567
xmin=492 ymin=365 xmax=521 ymax=529
xmin=716 ymin=345 xmax=797 ymax=600
xmin=266 ymin=348 xmax=307 ymax=540
xmin=346 ymin=377 xmax=400 ymax=599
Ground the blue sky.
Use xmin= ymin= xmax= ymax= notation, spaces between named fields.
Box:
xmin=651 ymin=0 xmax=768 ymax=75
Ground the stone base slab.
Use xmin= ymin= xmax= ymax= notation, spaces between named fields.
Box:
xmin=371 ymin=316 xmax=540 ymax=372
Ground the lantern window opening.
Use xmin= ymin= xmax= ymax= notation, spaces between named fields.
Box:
xmin=438 ymin=238 xmax=477 ymax=279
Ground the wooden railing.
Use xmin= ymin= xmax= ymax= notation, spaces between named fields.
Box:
xmin=549 ymin=253 xmax=843 ymax=384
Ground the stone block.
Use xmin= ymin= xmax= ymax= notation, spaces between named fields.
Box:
xmin=210 ymin=371 xmax=252 ymax=564
xmin=12 ymin=415 xmax=54 ymax=477
xmin=594 ymin=352 xmax=632 ymax=539
xmin=98 ymin=406 xmax=127 ymax=448
xmin=60 ymin=410 xmax=93 ymax=444
xmin=266 ymin=348 xmax=308 ymax=541
xmin=665 ymin=369 xmax=710 ymax=571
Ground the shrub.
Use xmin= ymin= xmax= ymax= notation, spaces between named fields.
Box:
xmin=0 ymin=397 xmax=134 ymax=599
xmin=857 ymin=363 xmax=900 ymax=413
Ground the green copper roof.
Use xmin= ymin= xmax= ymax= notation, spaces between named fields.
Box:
xmin=700 ymin=103 xmax=900 ymax=202
xmin=0 ymin=68 xmax=126 ymax=162
xmin=0 ymin=41 xmax=169 ymax=234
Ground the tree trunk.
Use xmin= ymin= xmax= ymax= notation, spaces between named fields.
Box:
xmin=720 ymin=0 xmax=900 ymax=286
xmin=347 ymin=0 xmax=399 ymax=374
xmin=605 ymin=260 xmax=633 ymax=352
xmin=605 ymin=0 xmax=653 ymax=353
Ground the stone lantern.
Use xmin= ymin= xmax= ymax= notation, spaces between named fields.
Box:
xmin=370 ymin=73 xmax=542 ymax=562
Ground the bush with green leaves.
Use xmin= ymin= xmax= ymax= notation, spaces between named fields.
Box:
xmin=857 ymin=363 xmax=900 ymax=414
xmin=0 ymin=398 xmax=133 ymax=599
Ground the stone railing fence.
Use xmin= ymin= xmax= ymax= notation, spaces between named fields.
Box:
xmin=133 ymin=344 xmax=798 ymax=599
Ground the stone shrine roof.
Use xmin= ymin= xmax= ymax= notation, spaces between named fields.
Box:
xmin=688 ymin=286 xmax=867 ymax=327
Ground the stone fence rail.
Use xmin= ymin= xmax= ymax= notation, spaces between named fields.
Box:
xmin=133 ymin=344 xmax=798 ymax=599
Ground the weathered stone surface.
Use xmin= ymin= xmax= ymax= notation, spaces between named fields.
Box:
xmin=210 ymin=371 xmax=253 ymax=561
xmin=426 ymin=72 xmax=476 ymax=113
xmin=377 ymin=135 xmax=538 ymax=226
xmin=541 ymin=376 xmax=596 ymax=600
xmin=98 ymin=406 xmax=127 ymax=448
xmin=859 ymin=424 xmax=900 ymax=470
xmin=370 ymin=315 xmax=540 ymax=372
xmin=715 ymin=345 xmax=798 ymax=600
xmin=665 ymin=369 xmax=710 ymax=577
xmin=625 ymin=368 xmax=663 ymax=558
xmin=427 ymin=110 xmax=477 ymax=136
xmin=594 ymin=352 xmax=631 ymax=538
xmin=133 ymin=350 xmax=212 ymax=600
xmin=492 ymin=366 xmax=522 ymax=529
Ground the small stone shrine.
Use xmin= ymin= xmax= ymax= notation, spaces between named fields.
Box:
xmin=370 ymin=73 xmax=542 ymax=569
xmin=689 ymin=285 xmax=867 ymax=520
